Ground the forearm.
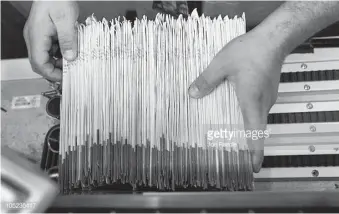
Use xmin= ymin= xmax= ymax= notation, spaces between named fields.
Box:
xmin=254 ymin=1 xmax=339 ymax=57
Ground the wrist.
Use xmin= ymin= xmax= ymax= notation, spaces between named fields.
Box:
xmin=249 ymin=26 xmax=290 ymax=63
xmin=252 ymin=12 xmax=305 ymax=60
xmin=252 ymin=1 xmax=339 ymax=58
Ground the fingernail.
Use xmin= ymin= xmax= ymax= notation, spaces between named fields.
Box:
xmin=251 ymin=151 xmax=264 ymax=173
xmin=64 ymin=50 xmax=75 ymax=61
xmin=188 ymin=83 xmax=201 ymax=99
xmin=189 ymin=78 xmax=215 ymax=99
xmin=252 ymin=162 xmax=262 ymax=173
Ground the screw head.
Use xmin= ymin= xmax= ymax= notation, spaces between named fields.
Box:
xmin=306 ymin=103 xmax=313 ymax=109
xmin=310 ymin=125 xmax=317 ymax=132
xmin=301 ymin=63 xmax=307 ymax=69
xmin=312 ymin=169 xmax=319 ymax=177
xmin=309 ymin=145 xmax=315 ymax=152
xmin=304 ymin=84 xmax=311 ymax=91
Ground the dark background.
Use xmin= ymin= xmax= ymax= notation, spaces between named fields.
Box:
xmin=1 ymin=1 xmax=29 ymax=59
xmin=2 ymin=1 xmax=339 ymax=59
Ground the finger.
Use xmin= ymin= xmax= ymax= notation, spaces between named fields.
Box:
xmin=50 ymin=2 xmax=79 ymax=61
xmin=50 ymin=57 xmax=63 ymax=69
xmin=244 ymin=115 xmax=266 ymax=173
xmin=35 ymin=61 xmax=63 ymax=82
xmin=188 ymin=51 xmax=230 ymax=99
xmin=54 ymin=58 xmax=63 ymax=69
xmin=28 ymin=20 xmax=62 ymax=81
xmin=239 ymin=94 xmax=267 ymax=173
xmin=43 ymin=59 xmax=63 ymax=81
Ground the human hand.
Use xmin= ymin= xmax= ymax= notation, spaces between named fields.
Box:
xmin=188 ymin=30 xmax=285 ymax=173
xmin=24 ymin=1 xmax=79 ymax=82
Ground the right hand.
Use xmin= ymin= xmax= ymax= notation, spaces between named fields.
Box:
xmin=188 ymin=30 xmax=285 ymax=172
xmin=24 ymin=1 xmax=79 ymax=82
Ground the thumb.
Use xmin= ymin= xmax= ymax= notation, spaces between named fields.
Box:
xmin=188 ymin=52 xmax=231 ymax=99
xmin=50 ymin=2 xmax=79 ymax=61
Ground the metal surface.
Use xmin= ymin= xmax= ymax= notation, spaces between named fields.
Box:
xmin=283 ymin=47 xmax=339 ymax=63
xmin=264 ymin=143 xmax=339 ymax=156
xmin=49 ymin=191 xmax=339 ymax=211
xmin=1 ymin=147 xmax=58 ymax=213
xmin=270 ymin=101 xmax=339 ymax=113
xmin=282 ymin=61 xmax=339 ymax=73
xmin=259 ymin=48 xmax=339 ymax=181
xmin=277 ymin=80 xmax=339 ymax=103
xmin=255 ymin=167 xmax=339 ymax=180
xmin=267 ymin=122 xmax=339 ymax=134
xmin=46 ymin=96 xmax=61 ymax=119
xmin=41 ymin=124 xmax=60 ymax=171
xmin=1 ymin=77 xmax=59 ymax=163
